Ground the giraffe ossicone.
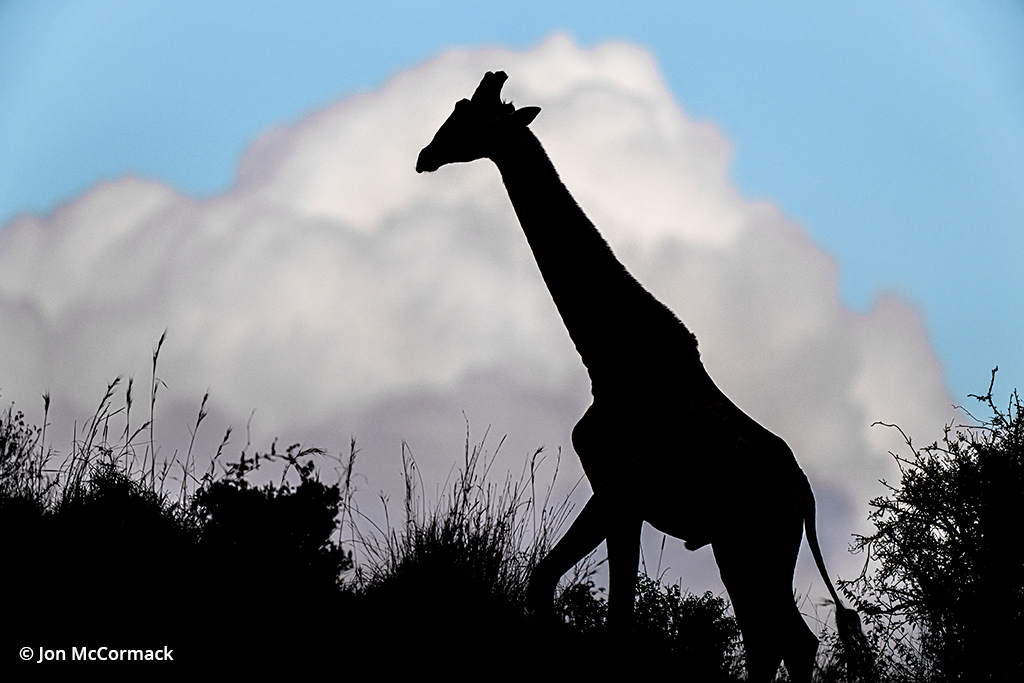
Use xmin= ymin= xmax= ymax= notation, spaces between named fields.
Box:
xmin=417 ymin=71 xmax=870 ymax=683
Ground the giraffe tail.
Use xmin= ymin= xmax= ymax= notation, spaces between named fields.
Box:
xmin=803 ymin=481 xmax=876 ymax=681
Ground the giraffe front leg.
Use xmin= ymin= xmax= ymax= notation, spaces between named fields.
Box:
xmin=528 ymin=493 xmax=611 ymax=621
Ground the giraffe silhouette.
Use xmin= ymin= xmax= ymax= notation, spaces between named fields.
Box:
xmin=417 ymin=71 xmax=868 ymax=682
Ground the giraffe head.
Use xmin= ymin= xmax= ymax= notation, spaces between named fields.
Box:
xmin=416 ymin=71 xmax=541 ymax=173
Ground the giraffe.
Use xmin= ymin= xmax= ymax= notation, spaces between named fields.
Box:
xmin=416 ymin=71 xmax=868 ymax=682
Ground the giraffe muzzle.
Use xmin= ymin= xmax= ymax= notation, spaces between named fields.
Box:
xmin=415 ymin=147 xmax=440 ymax=173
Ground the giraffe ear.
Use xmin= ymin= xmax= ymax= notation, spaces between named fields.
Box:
xmin=513 ymin=106 xmax=541 ymax=127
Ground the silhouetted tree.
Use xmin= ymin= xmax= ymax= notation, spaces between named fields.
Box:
xmin=844 ymin=373 xmax=1023 ymax=681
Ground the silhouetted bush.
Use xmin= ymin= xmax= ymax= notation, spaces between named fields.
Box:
xmin=633 ymin=575 xmax=744 ymax=678
xmin=840 ymin=373 xmax=1023 ymax=682
xmin=0 ymin=375 xmax=354 ymax=670
xmin=192 ymin=442 xmax=353 ymax=597
xmin=537 ymin=568 xmax=744 ymax=677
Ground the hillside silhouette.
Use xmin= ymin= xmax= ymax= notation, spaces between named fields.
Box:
xmin=2 ymin=367 xmax=1020 ymax=678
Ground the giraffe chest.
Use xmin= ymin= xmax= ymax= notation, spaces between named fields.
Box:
xmin=571 ymin=399 xmax=715 ymax=487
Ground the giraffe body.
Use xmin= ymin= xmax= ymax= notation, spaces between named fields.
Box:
xmin=416 ymin=71 xmax=865 ymax=683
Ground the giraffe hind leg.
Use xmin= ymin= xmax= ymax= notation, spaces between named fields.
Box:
xmin=605 ymin=514 xmax=642 ymax=630
xmin=742 ymin=599 xmax=818 ymax=683
xmin=714 ymin=512 xmax=815 ymax=682
xmin=720 ymin=575 xmax=817 ymax=682
xmin=782 ymin=604 xmax=819 ymax=683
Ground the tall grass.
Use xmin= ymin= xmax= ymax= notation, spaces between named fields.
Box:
xmin=349 ymin=427 xmax=574 ymax=604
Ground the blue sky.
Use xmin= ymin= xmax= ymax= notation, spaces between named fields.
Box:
xmin=2 ymin=0 xmax=1023 ymax=404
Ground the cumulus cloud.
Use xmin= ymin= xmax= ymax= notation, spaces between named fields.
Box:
xmin=0 ymin=35 xmax=955 ymax=599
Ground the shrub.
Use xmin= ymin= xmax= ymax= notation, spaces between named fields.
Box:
xmin=634 ymin=575 xmax=744 ymax=679
xmin=0 ymin=378 xmax=352 ymax=670
xmin=842 ymin=373 xmax=1023 ymax=681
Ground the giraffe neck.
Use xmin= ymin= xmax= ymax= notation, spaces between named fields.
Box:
xmin=490 ymin=129 xmax=698 ymax=388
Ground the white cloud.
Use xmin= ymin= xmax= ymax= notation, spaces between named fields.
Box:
xmin=0 ymin=35 xmax=956 ymax=601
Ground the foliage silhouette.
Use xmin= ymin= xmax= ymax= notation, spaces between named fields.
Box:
xmin=192 ymin=441 xmax=353 ymax=599
xmin=839 ymin=371 xmax=1023 ymax=682
xmin=12 ymin=362 xmax=1023 ymax=679
xmin=632 ymin=575 xmax=744 ymax=678
xmin=0 ymin=373 xmax=352 ymax=670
